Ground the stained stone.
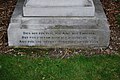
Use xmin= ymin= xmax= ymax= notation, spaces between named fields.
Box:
xmin=8 ymin=0 xmax=110 ymax=48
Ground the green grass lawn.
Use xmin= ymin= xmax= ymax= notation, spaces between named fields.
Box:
xmin=0 ymin=54 xmax=120 ymax=80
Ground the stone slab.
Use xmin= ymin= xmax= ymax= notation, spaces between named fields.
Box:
xmin=8 ymin=23 xmax=109 ymax=48
xmin=23 ymin=6 xmax=95 ymax=17
xmin=11 ymin=0 xmax=106 ymax=24
xmin=25 ymin=0 xmax=90 ymax=7
xmin=23 ymin=0 xmax=95 ymax=16
xmin=8 ymin=0 xmax=110 ymax=48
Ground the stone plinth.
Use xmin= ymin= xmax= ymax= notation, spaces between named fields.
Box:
xmin=26 ymin=0 xmax=89 ymax=6
xmin=8 ymin=0 xmax=110 ymax=48
xmin=23 ymin=0 xmax=95 ymax=16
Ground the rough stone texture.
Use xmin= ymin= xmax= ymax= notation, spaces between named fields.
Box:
xmin=8 ymin=0 xmax=110 ymax=48
xmin=23 ymin=0 xmax=95 ymax=16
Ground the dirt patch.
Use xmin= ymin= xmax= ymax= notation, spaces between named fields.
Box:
xmin=0 ymin=0 xmax=16 ymax=50
xmin=102 ymin=0 xmax=120 ymax=51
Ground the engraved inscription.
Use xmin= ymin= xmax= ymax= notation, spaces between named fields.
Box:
xmin=18 ymin=30 xmax=99 ymax=46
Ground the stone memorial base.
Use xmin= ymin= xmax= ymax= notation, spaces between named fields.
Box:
xmin=23 ymin=0 xmax=95 ymax=16
xmin=8 ymin=0 xmax=110 ymax=48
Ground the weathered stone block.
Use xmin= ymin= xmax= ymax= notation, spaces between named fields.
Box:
xmin=8 ymin=0 xmax=110 ymax=48
xmin=23 ymin=0 xmax=95 ymax=16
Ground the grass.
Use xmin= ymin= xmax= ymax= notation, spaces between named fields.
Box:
xmin=0 ymin=54 xmax=120 ymax=80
